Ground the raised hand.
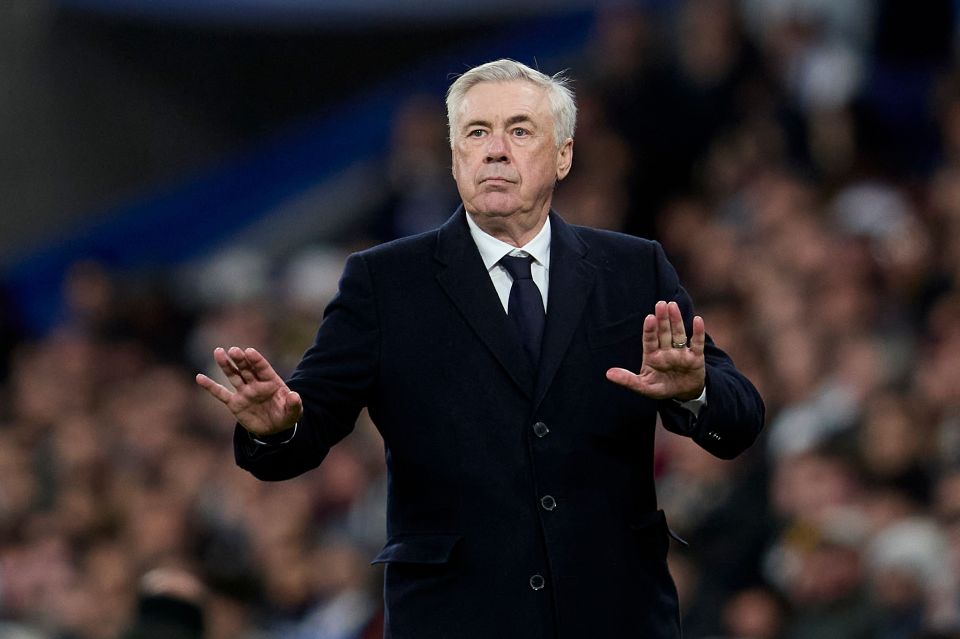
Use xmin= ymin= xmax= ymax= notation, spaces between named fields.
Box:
xmin=195 ymin=346 xmax=303 ymax=437
xmin=605 ymin=300 xmax=706 ymax=401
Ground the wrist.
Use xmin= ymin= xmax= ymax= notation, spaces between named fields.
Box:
xmin=248 ymin=422 xmax=298 ymax=446
xmin=674 ymin=386 xmax=704 ymax=402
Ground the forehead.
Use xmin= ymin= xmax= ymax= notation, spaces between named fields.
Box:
xmin=457 ymin=80 xmax=553 ymax=124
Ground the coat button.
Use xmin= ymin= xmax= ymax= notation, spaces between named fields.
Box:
xmin=540 ymin=495 xmax=557 ymax=511
xmin=532 ymin=421 xmax=549 ymax=437
xmin=529 ymin=574 xmax=545 ymax=590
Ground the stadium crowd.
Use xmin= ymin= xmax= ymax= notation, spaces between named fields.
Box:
xmin=2 ymin=1 xmax=960 ymax=637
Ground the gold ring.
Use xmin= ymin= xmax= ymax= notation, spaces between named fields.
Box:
xmin=671 ymin=339 xmax=687 ymax=349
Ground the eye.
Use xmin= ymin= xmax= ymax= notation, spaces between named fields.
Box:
xmin=467 ymin=129 xmax=486 ymax=138
xmin=512 ymin=127 xmax=530 ymax=137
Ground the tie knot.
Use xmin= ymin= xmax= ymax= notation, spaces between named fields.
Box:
xmin=500 ymin=254 xmax=534 ymax=281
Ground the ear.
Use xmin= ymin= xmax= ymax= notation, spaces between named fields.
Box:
xmin=556 ymin=138 xmax=574 ymax=181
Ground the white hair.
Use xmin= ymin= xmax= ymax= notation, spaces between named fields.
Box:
xmin=446 ymin=59 xmax=577 ymax=148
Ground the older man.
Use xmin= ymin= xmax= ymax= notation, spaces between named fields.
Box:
xmin=197 ymin=59 xmax=764 ymax=639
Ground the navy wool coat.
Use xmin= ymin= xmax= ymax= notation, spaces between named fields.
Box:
xmin=235 ymin=208 xmax=765 ymax=639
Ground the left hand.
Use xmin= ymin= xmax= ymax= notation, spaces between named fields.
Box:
xmin=605 ymin=300 xmax=706 ymax=401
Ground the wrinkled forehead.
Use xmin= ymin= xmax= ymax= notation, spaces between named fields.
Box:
xmin=455 ymin=80 xmax=553 ymax=125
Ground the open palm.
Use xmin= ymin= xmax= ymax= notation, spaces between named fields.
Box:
xmin=195 ymin=346 xmax=302 ymax=436
xmin=605 ymin=301 xmax=706 ymax=401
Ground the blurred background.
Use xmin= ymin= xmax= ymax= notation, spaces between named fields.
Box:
xmin=3 ymin=0 xmax=960 ymax=637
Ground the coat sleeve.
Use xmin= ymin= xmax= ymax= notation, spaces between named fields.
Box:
xmin=651 ymin=241 xmax=765 ymax=459
xmin=234 ymin=252 xmax=380 ymax=480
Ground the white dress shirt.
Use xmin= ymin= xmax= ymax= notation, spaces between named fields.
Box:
xmin=465 ymin=212 xmax=551 ymax=313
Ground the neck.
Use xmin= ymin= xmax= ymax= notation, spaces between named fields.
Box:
xmin=467 ymin=208 xmax=548 ymax=248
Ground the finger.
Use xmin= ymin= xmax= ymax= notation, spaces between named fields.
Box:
xmin=213 ymin=347 xmax=245 ymax=389
xmin=236 ymin=378 xmax=284 ymax=402
xmin=641 ymin=313 xmax=659 ymax=356
xmin=195 ymin=373 xmax=233 ymax=405
xmin=606 ymin=367 xmax=641 ymax=392
xmin=690 ymin=315 xmax=706 ymax=356
xmin=667 ymin=301 xmax=687 ymax=346
xmin=244 ymin=347 xmax=282 ymax=382
xmin=227 ymin=346 xmax=257 ymax=383
xmin=606 ymin=367 xmax=667 ymax=398
xmin=285 ymin=390 xmax=303 ymax=419
xmin=655 ymin=301 xmax=672 ymax=349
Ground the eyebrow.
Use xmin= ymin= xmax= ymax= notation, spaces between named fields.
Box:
xmin=462 ymin=114 xmax=536 ymax=131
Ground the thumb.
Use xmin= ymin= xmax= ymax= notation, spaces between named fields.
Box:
xmin=285 ymin=390 xmax=303 ymax=419
xmin=606 ymin=367 xmax=643 ymax=393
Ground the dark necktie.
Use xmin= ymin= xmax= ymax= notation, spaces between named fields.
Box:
xmin=500 ymin=254 xmax=545 ymax=365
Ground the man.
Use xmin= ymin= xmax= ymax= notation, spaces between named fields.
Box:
xmin=196 ymin=59 xmax=764 ymax=638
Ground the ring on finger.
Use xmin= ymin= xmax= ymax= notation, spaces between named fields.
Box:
xmin=671 ymin=338 xmax=688 ymax=349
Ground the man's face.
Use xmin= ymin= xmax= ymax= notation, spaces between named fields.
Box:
xmin=451 ymin=80 xmax=573 ymax=224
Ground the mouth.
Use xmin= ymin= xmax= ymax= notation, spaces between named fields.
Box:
xmin=480 ymin=176 xmax=516 ymax=185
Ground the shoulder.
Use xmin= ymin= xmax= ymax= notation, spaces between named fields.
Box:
xmin=561 ymin=221 xmax=682 ymax=292
xmin=359 ymin=228 xmax=438 ymax=259
xmin=567 ymin=223 xmax=664 ymax=268
xmin=571 ymin=224 xmax=658 ymax=251
xmin=338 ymin=229 xmax=440 ymax=290
xmin=349 ymin=228 xmax=438 ymax=268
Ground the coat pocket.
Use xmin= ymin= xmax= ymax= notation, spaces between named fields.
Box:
xmin=371 ymin=533 xmax=463 ymax=565
xmin=376 ymin=533 xmax=464 ymax=636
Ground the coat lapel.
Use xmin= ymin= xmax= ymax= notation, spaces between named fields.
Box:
xmin=533 ymin=212 xmax=596 ymax=411
xmin=435 ymin=208 xmax=536 ymax=398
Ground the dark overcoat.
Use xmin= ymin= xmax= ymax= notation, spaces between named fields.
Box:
xmin=235 ymin=208 xmax=764 ymax=638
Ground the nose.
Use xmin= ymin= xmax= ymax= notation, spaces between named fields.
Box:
xmin=484 ymin=131 xmax=510 ymax=163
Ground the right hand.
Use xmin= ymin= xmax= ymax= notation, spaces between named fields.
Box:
xmin=195 ymin=346 xmax=303 ymax=437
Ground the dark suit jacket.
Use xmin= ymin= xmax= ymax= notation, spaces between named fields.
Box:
xmin=235 ymin=208 xmax=764 ymax=639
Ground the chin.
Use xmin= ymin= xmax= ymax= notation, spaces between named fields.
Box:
xmin=472 ymin=195 xmax=524 ymax=218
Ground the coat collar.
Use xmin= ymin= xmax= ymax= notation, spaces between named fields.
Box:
xmin=435 ymin=208 xmax=596 ymax=409
xmin=535 ymin=210 xmax=595 ymax=409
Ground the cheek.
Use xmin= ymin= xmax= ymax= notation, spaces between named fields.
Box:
xmin=450 ymin=152 xmax=460 ymax=178
xmin=522 ymin=159 xmax=558 ymax=189
xmin=452 ymin=159 xmax=476 ymax=196
xmin=454 ymin=156 xmax=468 ymax=176
xmin=453 ymin=151 xmax=475 ymax=176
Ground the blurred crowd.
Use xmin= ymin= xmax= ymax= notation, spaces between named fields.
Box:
xmin=3 ymin=0 xmax=960 ymax=637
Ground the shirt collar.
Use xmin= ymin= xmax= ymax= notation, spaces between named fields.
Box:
xmin=465 ymin=212 xmax=552 ymax=272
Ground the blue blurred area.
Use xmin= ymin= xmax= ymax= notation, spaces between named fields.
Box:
xmin=55 ymin=0 xmax=597 ymax=26
xmin=4 ymin=10 xmax=595 ymax=334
